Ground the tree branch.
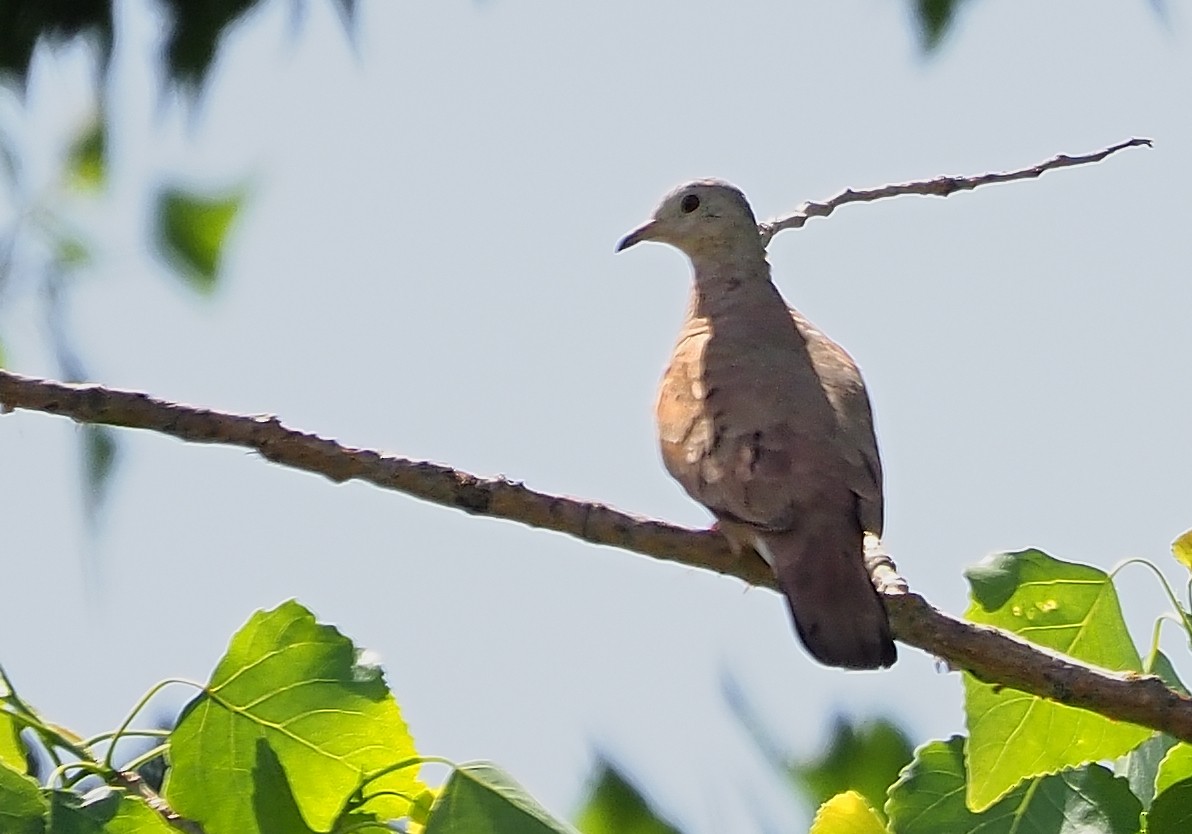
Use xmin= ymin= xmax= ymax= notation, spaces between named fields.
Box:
xmin=756 ymin=137 xmax=1152 ymax=245
xmin=4 ymin=368 xmax=1192 ymax=743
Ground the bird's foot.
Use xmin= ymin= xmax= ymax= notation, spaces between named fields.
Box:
xmin=864 ymin=533 xmax=908 ymax=596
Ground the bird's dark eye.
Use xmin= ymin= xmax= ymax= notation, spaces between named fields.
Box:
xmin=680 ymin=194 xmax=700 ymax=214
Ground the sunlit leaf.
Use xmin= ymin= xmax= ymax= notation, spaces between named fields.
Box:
xmin=65 ymin=115 xmax=105 ymax=192
xmin=792 ymin=717 xmax=912 ymax=820
xmin=574 ymin=761 xmax=683 ymax=834
xmin=48 ymin=787 xmax=175 ymax=833
xmin=1155 ymin=744 xmax=1192 ymax=796
xmin=1171 ymin=530 xmax=1192 ymax=573
xmin=153 ymin=185 xmax=244 ymax=294
xmin=0 ymin=711 xmax=27 ymax=773
xmin=809 ymin=791 xmax=885 ymax=834
xmin=963 ymin=550 xmax=1150 ymax=810
xmin=426 ymin=762 xmax=579 ymax=834
xmin=886 ymin=736 xmax=1141 ymax=834
xmin=0 ymin=758 xmax=46 ymax=834
xmin=165 ymin=600 xmax=423 ymax=834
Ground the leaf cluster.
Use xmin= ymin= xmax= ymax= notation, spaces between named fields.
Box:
xmin=5 ymin=541 xmax=1192 ymax=833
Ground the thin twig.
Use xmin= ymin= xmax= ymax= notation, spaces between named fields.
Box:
xmin=3 ymin=369 xmax=1191 ymax=743
xmin=756 ymin=137 xmax=1152 ymax=246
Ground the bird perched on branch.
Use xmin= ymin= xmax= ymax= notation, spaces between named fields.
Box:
xmin=616 ymin=180 xmax=895 ymax=670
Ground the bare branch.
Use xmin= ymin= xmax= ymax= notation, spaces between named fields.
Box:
xmin=757 ymin=137 xmax=1152 ymax=246
xmin=4 ymin=369 xmax=1192 ymax=743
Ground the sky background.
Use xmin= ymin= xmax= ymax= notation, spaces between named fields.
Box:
xmin=2 ymin=1 xmax=1190 ymax=831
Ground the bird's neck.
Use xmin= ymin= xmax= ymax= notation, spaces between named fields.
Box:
xmin=686 ymin=250 xmax=786 ymax=322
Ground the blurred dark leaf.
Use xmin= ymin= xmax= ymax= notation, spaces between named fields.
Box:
xmin=725 ymin=676 xmax=912 ymax=820
xmin=574 ymin=761 xmax=684 ymax=834
xmin=0 ymin=0 xmax=113 ymax=91
xmin=913 ymin=0 xmax=963 ymax=51
xmin=158 ymin=0 xmax=257 ymax=93
xmin=65 ymin=113 xmax=105 ymax=192
xmin=791 ymin=718 xmax=914 ymax=820
xmin=82 ymin=423 xmax=118 ymax=522
xmin=153 ymin=185 xmax=245 ymax=294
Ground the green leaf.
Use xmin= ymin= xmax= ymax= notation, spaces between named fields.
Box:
xmin=164 ymin=600 xmax=424 ymax=834
xmin=0 ymin=710 xmax=28 ymax=772
xmin=913 ymin=0 xmax=963 ymax=51
xmin=1172 ymin=530 xmax=1192 ymax=573
xmin=809 ymin=791 xmax=886 ymax=834
xmin=47 ymin=788 xmax=175 ymax=833
xmin=1119 ymin=733 xmax=1175 ymax=809
xmin=792 ymin=718 xmax=912 ymax=820
xmin=81 ymin=425 xmax=119 ymax=524
xmin=153 ymin=185 xmax=244 ymax=294
xmin=0 ymin=334 xmax=7 ymax=368
xmin=886 ymin=736 xmax=1142 ymax=834
xmin=1147 ymin=649 xmax=1189 ymax=695
xmin=1155 ymin=744 xmax=1192 ymax=796
xmin=65 ymin=115 xmax=105 ymax=192
xmin=1148 ymin=776 xmax=1192 ymax=833
xmin=1117 ymin=651 xmax=1187 ymax=808
xmin=425 ymin=762 xmax=579 ymax=834
xmin=962 ymin=550 xmax=1150 ymax=810
xmin=574 ymin=761 xmax=683 ymax=834
xmin=0 ymin=758 xmax=46 ymax=834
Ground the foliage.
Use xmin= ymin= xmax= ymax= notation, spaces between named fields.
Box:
xmin=579 ymin=538 xmax=1192 ymax=834
xmin=3 ymin=540 xmax=1192 ymax=832
xmin=0 ymin=106 xmax=244 ymax=521
xmin=0 ymin=0 xmax=358 ymax=94
xmin=0 ymin=600 xmax=579 ymax=834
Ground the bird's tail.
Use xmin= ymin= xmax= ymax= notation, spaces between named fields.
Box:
xmin=759 ymin=524 xmax=896 ymax=670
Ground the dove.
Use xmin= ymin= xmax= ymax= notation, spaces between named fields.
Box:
xmin=617 ymin=180 xmax=895 ymax=669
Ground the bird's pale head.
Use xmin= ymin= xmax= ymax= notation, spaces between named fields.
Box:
xmin=616 ymin=180 xmax=763 ymax=260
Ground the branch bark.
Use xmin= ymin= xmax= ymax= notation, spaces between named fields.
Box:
xmin=3 ymin=368 xmax=1192 ymax=743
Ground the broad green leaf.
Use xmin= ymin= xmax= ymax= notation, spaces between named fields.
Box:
xmin=791 ymin=718 xmax=912 ymax=820
xmin=0 ymin=758 xmax=46 ymax=834
xmin=165 ymin=600 xmax=423 ymax=834
xmin=1172 ymin=530 xmax=1192 ymax=573
xmin=573 ymin=761 xmax=682 ymax=834
xmin=1155 ymin=744 xmax=1192 ymax=795
xmin=809 ymin=791 xmax=885 ymax=834
xmin=48 ymin=787 xmax=174 ymax=833
xmin=425 ymin=762 xmax=579 ymax=834
xmin=153 ymin=186 xmax=244 ymax=294
xmin=0 ymin=334 xmax=6 ymax=367
xmin=963 ymin=550 xmax=1149 ymax=810
xmin=1147 ymin=777 xmax=1192 ymax=833
xmin=886 ymin=737 xmax=1142 ymax=834
xmin=65 ymin=116 xmax=105 ymax=192
xmin=0 ymin=710 xmax=26 ymax=772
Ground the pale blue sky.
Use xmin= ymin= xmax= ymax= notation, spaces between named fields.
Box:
xmin=2 ymin=1 xmax=1190 ymax=831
